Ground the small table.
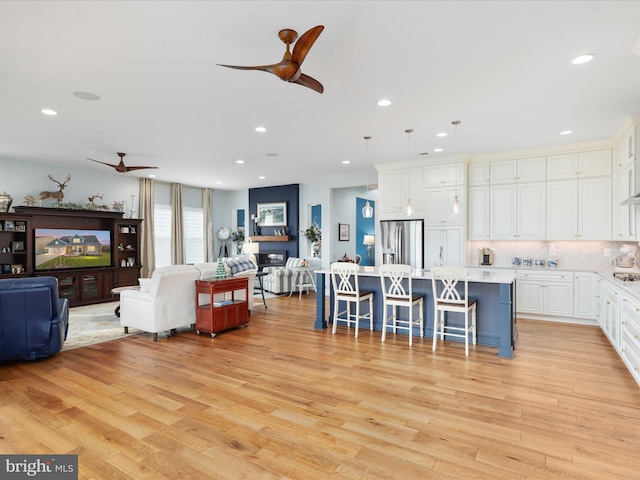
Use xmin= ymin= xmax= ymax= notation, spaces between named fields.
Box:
xmin=289 ymin=267 xmax=317 ymax=299
xmin=110 ymin=285 xmax=140 ymax=317
xmin=255 ymin=271 xmax=267 ymax=309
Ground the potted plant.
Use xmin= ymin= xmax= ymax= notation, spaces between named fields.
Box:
xmin=232 ymin=228 xmax=245 ymax=254
xmin=303 ymin=223 xmax=322 ymax=256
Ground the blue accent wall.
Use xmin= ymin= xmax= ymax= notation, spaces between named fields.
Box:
xmin=249 ymin=184 xmax=299 ymax=258
xmin=356 ymin=197 xmax=375 ymax=266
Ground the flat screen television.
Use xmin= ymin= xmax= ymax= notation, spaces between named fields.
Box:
xmin=34 ymin=228 xmax=112 ymax=271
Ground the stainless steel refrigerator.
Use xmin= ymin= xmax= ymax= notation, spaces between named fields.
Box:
xmin=380 ymin=220 xmax=423 ymax=269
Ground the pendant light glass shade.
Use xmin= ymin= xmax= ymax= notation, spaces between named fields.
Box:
xmin=404 ymin=129 xmax=413 ymax=217
xmin=362 ymin=136 xmax=374 ymax=218
xmin=362 ymin=200 xmax=374 ymax=218
xmin=451 ymin=195 xmax=460 ymax=214
xmin=451 ymin=120 xmax=462 ymax=215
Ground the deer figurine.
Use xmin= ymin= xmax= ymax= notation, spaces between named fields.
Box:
xmin=39 ymin=174 xmax=71 ymax=206
xmin=88 ymin=193 xmax=110 ymax=210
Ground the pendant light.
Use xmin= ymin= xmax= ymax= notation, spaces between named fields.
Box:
xmin=404 ymin=128 xmax=414 ymax=216
xmin=362 ymin=136 xmax=374 ymax=218
xmin=451 ymin=120 xmax=461 ymax=214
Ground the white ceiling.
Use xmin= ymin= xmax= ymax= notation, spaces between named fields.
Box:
xmin=1 ymin=1 xmax=640 ymax=190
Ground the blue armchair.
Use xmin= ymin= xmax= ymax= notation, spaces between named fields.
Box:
xmin=0 ymin=276 xmax=69 ymax=361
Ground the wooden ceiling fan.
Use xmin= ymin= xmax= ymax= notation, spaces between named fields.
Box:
xmin=87 ymin=152 xmax=158 ymax=173
xmin=218 ymin=25 xmax=325 ymax=94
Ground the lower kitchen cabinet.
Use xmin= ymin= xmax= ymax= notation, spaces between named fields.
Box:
xmin=516 ymin=270 xmax=573 ymax=318
xmin=601 ymin=280 xmax=621 ymax=348
xmin=573 ymin=272 xmax=598 ymax=320
xmin=621 ymin=295 xmax=640 ymax=385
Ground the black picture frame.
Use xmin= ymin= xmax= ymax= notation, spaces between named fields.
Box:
xmin=339 ymin=223 xmax=350 ymax=241
xmin=11 ymin=241 xmax=25 ymax=252
xmin=15 ymin=221 xmax=26 ymax=232
xmin=3 ymin=220 xmax=14 ymax=231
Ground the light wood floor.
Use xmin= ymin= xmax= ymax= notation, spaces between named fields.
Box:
xmin=1 ymin=293 xmax=640 ymax=479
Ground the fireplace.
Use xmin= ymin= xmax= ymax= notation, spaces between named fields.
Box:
xmin=256 ymin=250 xmax=287 ymax=270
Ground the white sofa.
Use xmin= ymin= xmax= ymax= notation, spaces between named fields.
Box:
xmin=262 ymin=257 xmax=322 ymax=294
xmin=120 ymin=259 xmax=257 ymax=341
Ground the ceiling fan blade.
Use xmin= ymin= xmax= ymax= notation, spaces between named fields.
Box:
xmin=217 ymin=63 xmax=277 ymax=73
xmin=87 ymin=158 xmax=119 ymax=169
xmin=123 ymin=166 xmax=159 ymax=172
xmin=291 ymin=25 xmax=324 ymax=66
xmin=292 ymin=73 xmax=324 ymax=94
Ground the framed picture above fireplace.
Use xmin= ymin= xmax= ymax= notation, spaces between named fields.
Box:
xmin=257 ymin=202 xmax=287 ymax=227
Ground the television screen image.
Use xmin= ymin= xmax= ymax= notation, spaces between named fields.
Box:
xmin=35 ymin=228 xmax=112 ymax=271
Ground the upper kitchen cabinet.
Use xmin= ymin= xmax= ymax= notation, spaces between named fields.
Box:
xmin=490 ymin=156 xmax=546 ymax=184
xmin=424 ymin=186 xmax=463 ymax=226
xmin=490 ymin=182 xmax=546 ymax=240
xmin=424 ymin=162 xmax=464 ymax=187
xmin=547 ymin=177 xmax=611 ymax=240
xmin=547 ymin=150 xmax=612 ymax=180
xmin=468 ymin=162 xmax=490 ymax=186
xmin=378 ymin=168 xmax=424 ymax=219
xmin=614 ymin=118 xmax=637 ymax=170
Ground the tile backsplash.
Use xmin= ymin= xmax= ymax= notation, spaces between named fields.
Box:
xmin=468 ymin=241 xmax=639 ymax=270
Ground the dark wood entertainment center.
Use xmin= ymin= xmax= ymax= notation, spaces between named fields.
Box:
xmin=0 ymin=207 xmax=141 ymax=306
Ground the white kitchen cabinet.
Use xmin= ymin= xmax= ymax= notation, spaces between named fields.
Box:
xmin=516 ymin=271 xmax=573 ymax=318
xmin=546 ymin=177 xmax=611 ymax=240
xmin=574 ymin=272 xmax=598 ymax=321
xmin=425 ymin=226 xmax=463 ymax=268
xmin=600 ymin=280 xmax=620 ymax=348
xmin=468 ymin=186 xmax=490 ymax=240
xmin=547 ymin=150 xmax=612 ymax=180
xmin=424 ymin=163 xmax=464 ymax=187
xmin=424 ymin=186 xmax=463 ymax=226
xmin=490 ymin=182 xmax=545 ymax=240
xmin=468 ymin=162 xmax=490 ymax=186
xmin=378 ymin=168 xmax=424 ymax=219
xmin=620 ymin=294 xmax=640 ymax=386
xmin=616 ymin=123 xmax=636 ymax=170
xmin=613 ymin=163 xmax=636 ymax=240
xmin=490 ymin=156 xmax=546 ymax=184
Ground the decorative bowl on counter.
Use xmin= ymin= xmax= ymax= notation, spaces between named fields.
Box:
xmin=512 ymin=257 xmax=521 ymax=266
xmin=548 ymin=258 xmax=558 ymax=268
xmin=522 ymin=257 xmax=532 ymax=267
xmin=535 ymin=258 xmax=545 ymax=267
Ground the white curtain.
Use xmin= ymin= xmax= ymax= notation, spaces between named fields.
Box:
xmin=139 ymin=178 xmax=155 ymax=277
xmin=203 ymin=187 xmax=214 ymax=262
xmin=171 ymin=182 xmax=185 ymax=264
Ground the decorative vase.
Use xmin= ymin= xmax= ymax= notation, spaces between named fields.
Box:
xmin=0 ymin=191 xmax=13 ymax=213
xmin=313 ymin=241 xmax=321 ymax=256
xmin=237 ymin=241 xmax=243 ymax=254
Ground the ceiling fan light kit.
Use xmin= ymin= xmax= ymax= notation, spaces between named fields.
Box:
xmin=217 ymin=25 xmax=325 ymax=94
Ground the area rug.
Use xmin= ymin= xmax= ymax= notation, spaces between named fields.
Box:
xmin=61 ymin=301 xmax=142 ymax=351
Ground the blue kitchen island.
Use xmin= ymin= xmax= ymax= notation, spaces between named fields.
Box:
xmin=315 ymin=267 xmax=517 ymax=358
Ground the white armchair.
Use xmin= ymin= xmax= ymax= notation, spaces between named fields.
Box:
xmin=262 ymin=257 xmax=321 ymax=294
xmin=120 ymin=264 xmax=202 ymax=341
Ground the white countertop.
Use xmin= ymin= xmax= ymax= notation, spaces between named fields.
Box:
xmin=316 ymin=266 xmax=516 ymax=284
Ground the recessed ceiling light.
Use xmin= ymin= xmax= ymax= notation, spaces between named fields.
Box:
xmin=73 ymin=91 xmax=100 ymax=101
xmin=258 ymin=176 xmax=266 ymax=180
xmin=434 ymin=148 xmax=444 ymax=152
xmin=148 ymin=174 xmax=156 ymax=178
xmin=255 ymin=126 xmax=267 ymax=133
xmin=436 ymin=132 xmax=447 ymax=137
xmin=342 ymin=160 xmax=350 ymax=164
xmin=377 ymin=99 xmax=391 ymax=107
xmin=41 ymin=109 xmax=58 ymax=116
xmin=571 ymin=53 xmax=596 ymax=65
xmin=236 ymin=159 xmax=244 ymax=164
xmin=560 ymin=130 xmax=573 ymax=135
xmin=216 ymin=181 xmax=222 ymax=185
